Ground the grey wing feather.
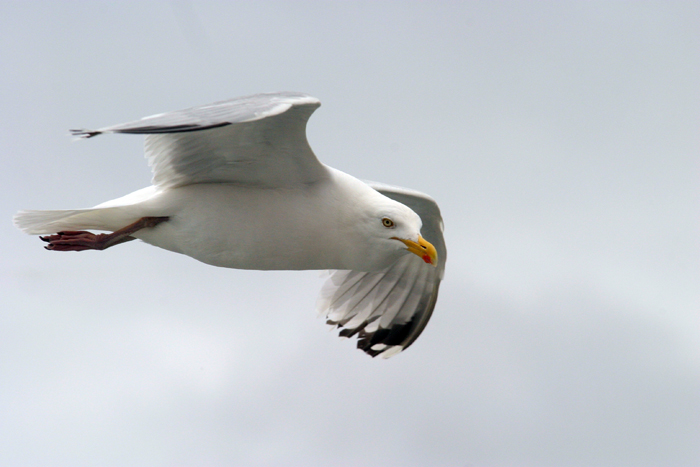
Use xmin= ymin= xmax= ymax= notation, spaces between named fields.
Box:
xmin=71 ymin=92 xmax=327 ymax=188
xmin=70 ymin=92 xmax=319 ymax=137
xmin=318 ymin=182 xmax=446 ymax=358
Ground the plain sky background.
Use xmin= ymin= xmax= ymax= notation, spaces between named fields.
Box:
xmin=1 ymin=2 xmax=698 ymax=466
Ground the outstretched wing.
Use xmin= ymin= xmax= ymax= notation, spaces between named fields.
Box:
xmin=318 ymin=182 xmax=446 ymax=358
xmin=71 ymin=92 xmax=327 ymax=189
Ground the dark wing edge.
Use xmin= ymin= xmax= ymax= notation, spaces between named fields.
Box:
xmin=374 ymin=282 xmax=440 ymax=357
xmin=319 ymin=254 xmax=439 ymax=358
xmin=70 ymin=123 xmax=231 ymax=139
xmin=69 ymin=92 xmax=320 ymax=139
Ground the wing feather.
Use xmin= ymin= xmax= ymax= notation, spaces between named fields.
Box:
xmin=71 ymin=92 xmax=327 ymax=189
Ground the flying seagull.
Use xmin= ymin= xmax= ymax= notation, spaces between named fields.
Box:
xmin=13 ymin=92 xmax=446 ymax=358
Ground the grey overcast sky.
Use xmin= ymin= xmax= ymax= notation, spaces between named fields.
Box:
xmin=1 ymin=1 xmax=698 ymax=466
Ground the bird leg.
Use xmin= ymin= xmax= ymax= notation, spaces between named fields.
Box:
xmin=40 ymin=216 xmax=170 ymax=252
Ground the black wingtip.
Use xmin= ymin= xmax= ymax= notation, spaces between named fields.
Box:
xmin=69 ymin=129 xmax=102 ymax=139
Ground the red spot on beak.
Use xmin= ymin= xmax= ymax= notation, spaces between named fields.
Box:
xmin=422 ymin=254 xmax=432 ymax=264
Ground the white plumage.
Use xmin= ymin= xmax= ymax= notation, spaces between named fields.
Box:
xmin=14 ymin=92 xmax=446 ymax=358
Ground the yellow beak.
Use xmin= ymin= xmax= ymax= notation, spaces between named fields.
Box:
xmin=392 ymin=235 xmax=438 ymax=267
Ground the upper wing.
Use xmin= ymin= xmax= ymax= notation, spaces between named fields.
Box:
xmin=318 ymin=182 xmax=446 ymax=358
xmin=70 ymin=92 xmax=327 ymax=189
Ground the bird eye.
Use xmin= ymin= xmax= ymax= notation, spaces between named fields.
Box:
xmin=382 ymin=218 xmax=395 ymax=228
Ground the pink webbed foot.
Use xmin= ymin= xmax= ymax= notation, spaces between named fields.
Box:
xmin=39 ymin=216 xmax=169 ymax=252
xmin=40 ymin=231 xmax=129 ymax=251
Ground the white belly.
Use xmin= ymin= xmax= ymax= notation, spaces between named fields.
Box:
xmin=132 ymin=183 xmax=345 ymax=270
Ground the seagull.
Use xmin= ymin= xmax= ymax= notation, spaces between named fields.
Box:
xmin=13 ymin=92 xmax=446 ymax=358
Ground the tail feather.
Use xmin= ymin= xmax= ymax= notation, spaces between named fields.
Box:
xmin=14 ymin=209 xmax=109 ymax=235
